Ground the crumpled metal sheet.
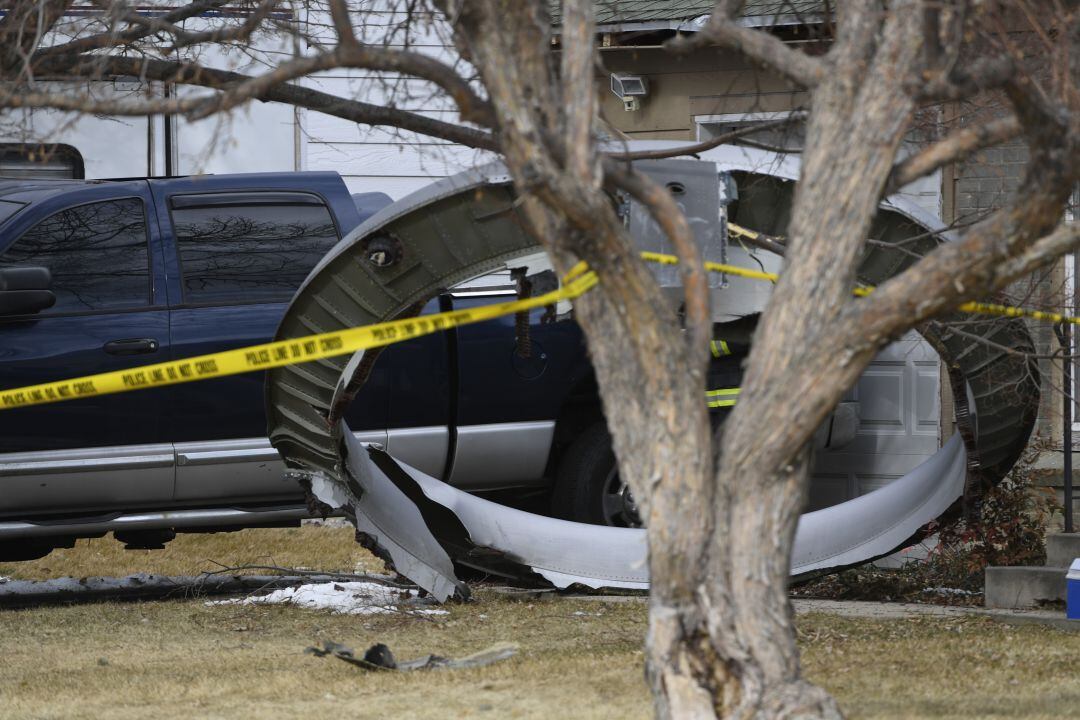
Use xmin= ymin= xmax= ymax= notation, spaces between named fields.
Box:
xmin=309 ymin=422 xmax=966 ymax=599
xmin=318 ymin=428 xmax=648 ymax=601
xmin=268 ymin=150 xmax=1037 ymax=601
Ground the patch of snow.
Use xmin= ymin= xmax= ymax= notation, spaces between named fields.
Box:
xmin=922 ymin=586 xmax=980 ymax=596
xmin=308 ymin=471 xmax=349 ymax=510
xmin=207 ymin=581 xmax=448 ymax=616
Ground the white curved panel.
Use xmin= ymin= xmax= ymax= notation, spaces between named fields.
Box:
xmin=312 ymin=428 xmax=966 ymax=599
xmin=792 ymin=435 xmax=965 ymax=574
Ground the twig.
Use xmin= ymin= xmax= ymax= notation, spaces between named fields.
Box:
xmin=199 ymin=562 xmax=416 ymax=588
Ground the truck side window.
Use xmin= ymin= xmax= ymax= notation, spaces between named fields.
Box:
xmin=171 ymin=196 xmax=339 ymax=305
xmin=0 ymin=198 xmax=149 ymax=313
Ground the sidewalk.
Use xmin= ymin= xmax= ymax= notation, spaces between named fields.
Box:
xmin=793 ymin=598 xmax=1077 ymax=631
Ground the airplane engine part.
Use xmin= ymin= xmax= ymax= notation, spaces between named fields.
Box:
xmin=266 ymin=150 xmax=1038 ymax=600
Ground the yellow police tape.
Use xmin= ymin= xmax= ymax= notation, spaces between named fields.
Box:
xmin=0 ymin=269 xmax=602 ymax=411
xmin=2 ymin=235 xmax=1077 ymax=411
xmin=720 ymin=223 xmax=1080 ymax=323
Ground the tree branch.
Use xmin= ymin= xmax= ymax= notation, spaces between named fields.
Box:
xmin=189 ymin=41 xmax=494 ymax=126
xmin=884 ymin=115 xmax=1022 ymax=194
xmin=32 ymin=24 xmax=493 ymax=126
xmin=840 ymin=132 xmax=1076 ymax=354
xmin=161 ymin=0 xmax=286 ymax=54
xmin=608 ymin=115 xmax=804 ymax=161
xmin=16 ymin=55 xmax=498 ymax=151
xmin=327 ymin=0 xmax=361 ymax=52
xmin=0 ymin=0 xmax=74 ymax=74
xmin=915 ymin=55 xmax=1016 ymax=102
xmin=665 ymin=1 xmax=826 ymax=88
xmin=922 ymin=2 xmax=943 ymax=72
xmin=559 ymin=0 xmax=596 ymax=185
xmin=35 ymin=0 xmax=234 ymax=58
xmin=995 ymin=222 xmax=1080 ymax=281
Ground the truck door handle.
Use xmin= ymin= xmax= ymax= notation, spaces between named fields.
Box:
xmin=104 ymin=338 xmax=159 ymax=355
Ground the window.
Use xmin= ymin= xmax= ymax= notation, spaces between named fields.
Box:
xmin=171 ymin=193 xmax=339 ymax=305
xmin=0 ymin=200 xmax=26 ymax=226
xmin=695 ymin=112 xmax=805 ymax=152
xmin=0 ymin=198 xmax=149 ymax=313
xmin=0 ymin=144 xmax=84 ymax=179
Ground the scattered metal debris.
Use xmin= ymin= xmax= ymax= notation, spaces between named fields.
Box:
xmin=208 ymin=580 xmax=447 ymax=615
xmin=0 ymin=572 xmax=404 ymax=608
xmin=305 ymin=640 xmax=518 ymax=671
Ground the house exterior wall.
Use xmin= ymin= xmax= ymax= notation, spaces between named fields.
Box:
xmin=597 ymin=45 xmax=804 ymax=140
xmin=941 ymin=91 xmax=1074 ymax=524
xmin=0 ymin=5 xmax=477 ymax=199
xmin=944 ymin=96 xmax=1065 ymax=445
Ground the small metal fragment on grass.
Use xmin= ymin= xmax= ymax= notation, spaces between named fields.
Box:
xmin=304 ymin=640 xmax=518 ymax=672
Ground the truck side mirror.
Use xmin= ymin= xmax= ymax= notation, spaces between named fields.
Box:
xmin=0 ymin=266 xmax=55 ymax=316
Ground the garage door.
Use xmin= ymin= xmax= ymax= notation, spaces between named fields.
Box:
xmin=809 ymin=332 xmax=941 ymax=511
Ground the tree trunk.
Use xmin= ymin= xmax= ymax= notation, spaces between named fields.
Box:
xmin=641 ymin=6 xmax=926 ymax=717
xmin=443 ymin=1 xmax=1076 ymax=718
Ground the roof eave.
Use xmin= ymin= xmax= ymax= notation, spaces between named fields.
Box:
xmin=560 ymin=12 xmax=827 ymax=37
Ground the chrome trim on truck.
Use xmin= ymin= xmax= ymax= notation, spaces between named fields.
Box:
xmin=0 ymin=443 xmax=174 ymax=476
xmin=175 ymin=439 xmax=281 ymax=466
xmin=0 ymin=443 xmax=175 ymax=515
xmin=449 ymin=421 xmax=555 ymax=489
xmin=385 ymin=426 xmax=449 ymax=479
xmin=0 ymin=505 xmax=336 ymax=540
xmin=173 ymin=430 xmax=387 ymax=502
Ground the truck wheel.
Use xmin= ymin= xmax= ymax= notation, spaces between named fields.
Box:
xmin=552 ymin=423 xmax=643 ymax=528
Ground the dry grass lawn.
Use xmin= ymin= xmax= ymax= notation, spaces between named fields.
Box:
xmin=2 ymin=527 xmax=1078 ymax=719
xmin=0 ymin=525 xmax=383 ymax=580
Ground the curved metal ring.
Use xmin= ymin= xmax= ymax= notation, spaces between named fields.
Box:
xmin=266 ymin=158 xmax=1038 ymax=599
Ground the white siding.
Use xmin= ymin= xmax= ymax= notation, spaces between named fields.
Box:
xmin=293 ymin=3 xmax=473 ymax=197
xmin=0 ymin=90 xmax=151 ymax=178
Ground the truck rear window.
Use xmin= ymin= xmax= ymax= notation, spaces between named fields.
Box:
xmin=171 ymin=195 xmax=339 ymax=305
xmin=0 ymin=199 xmax=26 ymax=227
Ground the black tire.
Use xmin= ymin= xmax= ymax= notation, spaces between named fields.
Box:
xmin=552 ymin=422 xmax=642 ymax=527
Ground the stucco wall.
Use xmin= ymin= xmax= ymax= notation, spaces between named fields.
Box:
xmin=597 ymin=46 xmax=805 ymax=140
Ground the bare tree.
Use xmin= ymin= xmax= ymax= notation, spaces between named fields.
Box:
xmin=1 ymin=1 xmax=1078 ymax=717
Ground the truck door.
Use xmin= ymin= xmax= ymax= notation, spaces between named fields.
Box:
xmin=0 ymin=184 xmax=173 ymax=515
xmin=447 ymin=262 xmax=590 ymax=491
xmin=155 ymin=187 xmax=389 ymax=504
xmin=380 ymin=297 xmax=453 ymax=478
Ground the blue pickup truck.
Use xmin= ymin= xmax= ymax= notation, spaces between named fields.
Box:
xmin=0 ymin=172 xmax=620 ymax=560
